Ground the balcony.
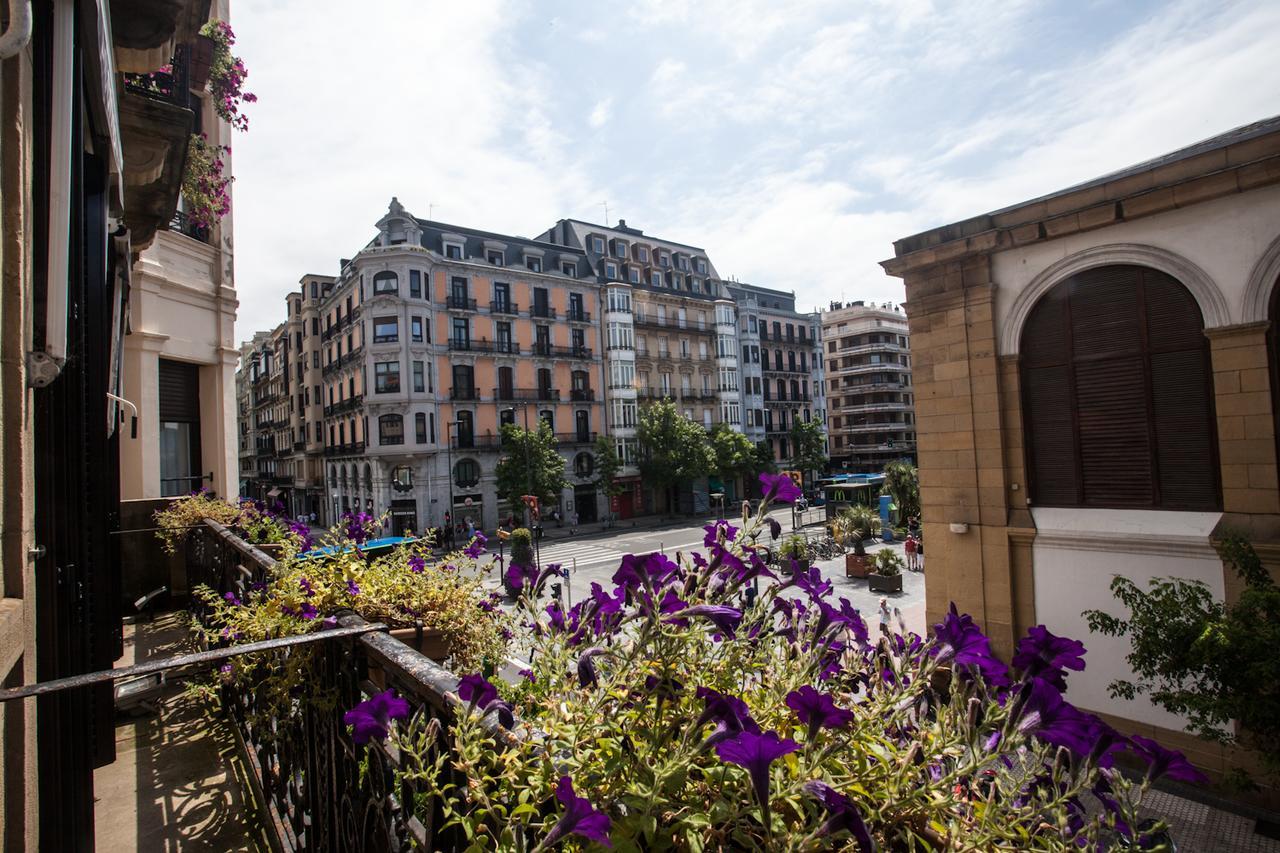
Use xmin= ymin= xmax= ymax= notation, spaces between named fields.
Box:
xmin=449 ymin=338 xmax=520 ymax=355
xmin=446 ymin=295 xmax=478 ymax=311
xmin=451 ymin=434 xmax=503 ymax=451
xmin=493 ymin=387 xmax=560 ymax=402
xmin=530 ymin=304 xmax=557 ymax=319
xmin=839 ymin=422 xmax=914 ymax=434
xmin=324 ymin=394 xmax=364 ymax=417
xmin=569 ymin=388 xmax=595 ymax=402
xmin=531 ymin=342 xmax=593 ymax=360
xmin=167 ymin=209 xmax=210 ymax=243
xmin=633 ymin=315 xmax=708 ymax=332
xmin=566 ymin=309 xmax=592 ymax=323
xmin=451 ymin=386 xmax=480 ymax=400
xmin=322 ymin=441 xmax=367 ymax=457
xmin=489 ymin=300 xmax=520 ymax=315
xmin=555 ymin=431 xmax=597 ymax=446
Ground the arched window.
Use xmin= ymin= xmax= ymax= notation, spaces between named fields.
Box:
xmin=379 ymin=414 xmax=404 ymax=446
xmin=574 ymin=452 xmax=595 ymax=478
xmin=1020 ymin=264 xmax=1218 ymax=510
xmin=373 ymin=271 xmax=399 ymax=295
xmin=454 ymin=458 xmax=481 ymax=488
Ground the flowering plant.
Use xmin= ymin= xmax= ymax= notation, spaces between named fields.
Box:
xmin=154 ymin=488 xmax=244 ymax=553
xmin=181 ymin=134 xmax=232 ymax=231
xmin=364 ymin=472 xmax=1197 ymax=850
xmin=199 ymin=20 xmax=256 ymax=132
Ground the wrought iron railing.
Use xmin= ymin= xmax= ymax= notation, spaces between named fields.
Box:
xmin=185 ymin=520 xmax=519 ymax=851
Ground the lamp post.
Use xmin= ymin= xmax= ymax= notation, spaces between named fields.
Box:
xmin=503 ymin=403 xmax=540 ymax=571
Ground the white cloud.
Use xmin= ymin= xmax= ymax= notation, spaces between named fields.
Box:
xmin=588 ymin=97 xmax=613 ymax=129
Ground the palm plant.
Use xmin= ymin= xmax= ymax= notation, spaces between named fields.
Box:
xmin=836 ymin=505 xmax=881 ymax=556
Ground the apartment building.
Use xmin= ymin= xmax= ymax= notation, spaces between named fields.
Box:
xmin=822 ymin=301 xmax=915 ymax=473
xmin=236 ymin=334 xmax=270 ymax=495
xmin=538 ymin=219 xmax=741 ymax=515
xmin=725 ymin=283 xmax=826 ymax=468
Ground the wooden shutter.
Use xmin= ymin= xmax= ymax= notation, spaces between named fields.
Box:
xmin=1020 ymin=264 xmax=1219 ymax=510
xmin=158 ymin=358 xmax=200 ymax=422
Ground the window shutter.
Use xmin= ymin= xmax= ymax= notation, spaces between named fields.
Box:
xmin=158 ymin=359 xmax=200 ymax=422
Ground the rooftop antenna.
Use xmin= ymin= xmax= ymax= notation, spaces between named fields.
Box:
xmin=602 ymin=200 xmax=610 ymax=224
xmin=428 ymin=203 xmax=437 ymax=219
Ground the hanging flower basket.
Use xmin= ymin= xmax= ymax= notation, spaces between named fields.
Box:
xmin=189 ymin=34 xmax=216 ymax=90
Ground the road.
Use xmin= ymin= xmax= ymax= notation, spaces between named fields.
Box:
xmin=480 ymin=507 xmax=928 ymax=639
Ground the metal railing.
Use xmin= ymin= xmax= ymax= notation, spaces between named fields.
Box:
xmin=531 ymin=343 xmax=592 ymax=359
xmin=446 ymin=295 xmax=478 ymax=311
xmin=488 ymin=300 xmax=519 ymax=315
xmin=492 ymin=387 xmax=560 ymax=402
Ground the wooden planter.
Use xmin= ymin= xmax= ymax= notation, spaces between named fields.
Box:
xmin=189 ymin=34 xmax=216 ymax=90
xmin=369 ymin=627 xmax=453 ymax=689
xmin=868 ymin=573 xmax=903 ymax=594
xmin=254 ymin=542 xmax=286 ymax=559
xmin=845 ymin=553 xmax=871 ymax=579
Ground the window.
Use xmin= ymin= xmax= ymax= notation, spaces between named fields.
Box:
xmin=375 ymin=361 xmax=401 ymax=393
xmin=411 ymin=316 xmax=424 ymax=342
xmin=487 ymin=250 xmax=504 ymax=265
xmin=590 ymin=236 xmax=606 ymax=254
xmin=409 ymin=269 xmax=422 ymax=298
xmin=451 ymin=317 xmax=470 ymax=347
xmin=1020 ymin=265 xmax=1219 ymax=510
xmin=452 ymin=364 xmax=474 ymax=398
xmin=158 ymin=359 xmax=201 ymax=497
xmin=313 ymin=352 xmax=320 ymax=368
xmin=604 ymin=262 xmax=618 ymax=280
xmin=628 ymin=267 xmax=641 ymax=284
xmin=379 ymin=414 xmax=404 ymax=446
xmin=454 ymin=458 xmax=480 ymax=488
xmin=373 ymin=271 xmax=398 ymax=294
xmin=416 ymin=412 xmax=427 ymax=443
xmin=562 ymin=261 xmax=577 ymax=277
xmin=526 ymin=256 xmax=542 ymax=272
xmin=651 ymin=271 xmax=663 ymax=287
xmin=607 ymin=289 xmax=631 ymax=313
xmin=658 ymin=253 xmax=670 ymax=268
xmin=455 ymin=411 xmax=474 ymax=447
xmin=696 ymin=259 xmax=707 ymax=274
xmin=637 ymin=246 xmax=649 ymax=262
xmin=610 ymin=360 xmax=635 ymax=388
xmin=373 ymin=317 xmax=398 ymax=343
xmin=413 ymin=361 xmax=425 ymax=393
xmin=574 ymin=452 xmax=595 ymax=477
xmin=611 ymin=398 xmax=637 ymax=428
xmin=445 ymin=242 xmax=463 ymax=259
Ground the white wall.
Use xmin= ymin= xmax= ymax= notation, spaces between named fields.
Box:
xmin=1030 ymin=508 xmax=1224 ymax=729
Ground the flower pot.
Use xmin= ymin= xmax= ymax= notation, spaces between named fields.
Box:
xmin=845 ymin=553 xmax=870 ymax=579
xmin=868 ymin=573 xmax=903 ymax=594
xmin=369 ymin=627 xmax=453 ymax=689
xmin=254 ymin=542 xmax=286 ymax=559
xmin=189 ymin=35 xmax=216 ymax=90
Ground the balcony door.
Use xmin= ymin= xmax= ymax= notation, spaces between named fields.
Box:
xmin=498 ymin=365 xmax=514 ymax=400
xmin=456 ymin=411 xmax=474 ymax=448
xmin=452 ymin=317 xmax=470 ymax=349
xmin=575 ymin=410 xmax=590 ymax=442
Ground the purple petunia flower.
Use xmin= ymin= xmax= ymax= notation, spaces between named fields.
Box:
xmin=786 ymin=686 xmax=855 ymax=741
xmin=716 ymin=730 xmax=801 ymax=824
xmin=767 ymin=517 xmax=782 ymax=540
xmin=678 ymin=604 xmax=743 ymax=638
xmin=343 ymin=689 xmax=410 ymax=745
xmin=1014 ymin=677 xmax=1096 ymax=757
xmin=342 ymin=511 xmax=374 ymax=545
xmin=803 ymin=780 xmax=875 ymax=850
xmin=298 ymin=603 xmax=318 ymax=620
xmin=1128 ymin=735 xmax=1208 ymax=784
xmin=505 ymin=561 xmax=538 ymax=593
xmin=223 ymin=591 xmax=241 ymax=606
xmin=577 ymin=647 xmax=607 ymax=689
xmin=703 ymin=519 xmax=739 ymax=547
xmin=407 ymin=555 xmax=426 ymax=574
xmin=345 ymin=579 xmax=360 ymax=597
xmin=612 ymin=552 xmax=679 ymax=593
xmin=321 ymin=615 xmax=339 ymax=630
xmin=463 ymin=532 xmax=488 ymax=559
xmin=759 ymin=472 xmax=803 ymax=504
xmin=457 ymin=673 xmax=499 ymax=709
xmin=298 ymin=577 xmax=315 ymax=597
xmin=519 ymin=668 xmax=536 ymax=682
xmin=541 ymin=776 xmax=612 ymax=849
xmin=932 ymin=604 xmax=1010 ymax=687
xmin=785 ymin=564 xmax=834 ymax=601
xmin=1012 ymin=624 xmax=1087 ymax=691
xmin=695 ymin=687 xmax=760 ymax=747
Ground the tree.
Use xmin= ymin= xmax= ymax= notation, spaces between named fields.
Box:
xmin=494 ymin=422 xmax=568 ymax=518
xmin=593 ymin=435 xmax=624 ymax=499
xmin=1084 ymin=535 xmax=1280 ymax=782
xmin=753 ymin=442 xmax=777 ymax=477
xmin=710 ymin=424 xmax=758 ymax=494
xmin=881 ymin=460 xmax=920 ymax=523
xmin=636 ymin=400 xmax=713 ymax=514
xmin=788 ymin=419 xmax=828 ymax=485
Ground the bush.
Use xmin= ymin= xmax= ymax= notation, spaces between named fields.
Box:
xmin=358 ymin=498 xmax=1203 ymax=850
xmin=510 ymin=527 xmax=533 ymax=566
xmin=873 ymin=548 xmax=905 ymax=577
xmin=835 ymin=505 xmax=881 ymax=556
xmin=777 ymin=534 xmax=807 ymax=562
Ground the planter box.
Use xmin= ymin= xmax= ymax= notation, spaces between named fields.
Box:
xmin=845 ymin=554 xmax=870 ymax=579
xmin=189 ymin=35 xmax=215 ymax=90
xmin=868 ymin=573 xmax=903 ymax=594
xmin=370 ymin=627 xmax=452 ymax=689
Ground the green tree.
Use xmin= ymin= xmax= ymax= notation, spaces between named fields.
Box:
xmin=1084 ymin=535 xmax=1280 ymax=782
xmin=593 ymin=435 xmax=624 ymax=499
xmin=753 ymin=442 xmax=777 ymax=476
xmin=881 ymin=460 xmax=920 ymax=522
xmin=636 ymin=400 xmax=713 ymax=514
xmin=788 ymin=418 xmax=828 ymax=485
xmin=710 ymin=424 xmax=758 ymax=489
xmin=494 ymin=422 xmax=568 ymax=518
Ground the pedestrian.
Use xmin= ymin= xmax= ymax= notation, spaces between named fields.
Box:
xmin=916 ymin=536 xmax=924 ymax=572
xmin=465 ymin=517 xmax=475 ymax=540
xmin=878 ymin=597 xmax=891 ymax=635
xmin=569 ymin=511 xmax=578 ymax=535
xmin=553 ymin=508 xmax=562 ymax=528
xmin=443 ymin=512 xmax=454 ymax=548
xmin=904 ymin=535 xmax=918 ymax=571
xmin=309 ymin=511 xmax=316 ymax=524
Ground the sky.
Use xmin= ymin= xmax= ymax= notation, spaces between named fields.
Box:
xmin=230 ymin=0 xmax=1280 ymax=338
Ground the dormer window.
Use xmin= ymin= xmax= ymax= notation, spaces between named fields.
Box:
xmin=651 ymin=270 xmax=663 ymax=287
xmin=526 ymin=256 xmax=542 ymax=273
xmin=612 ymin=240 xmax=628 ymax=259
xmin=487 ymin=250 xmax=504 ymax=266
xmin=696 ymin=258 xmax=707 ymax=274
xmin=590 ymin=236 xmax=606 ymax=254
xmin=444 ymin=242 xmax=463 ymax=260
xmin=659 ymin=253 xmax=670 ymax=268
xmin=373 ymin=271 xmax=398 ymax=295
xmin=679 ymin=256 xmax=690 ymax=271
xmin=561 ymin=261 xmax=577 ymax=277
xmin=604 ymin=262 xmax=618 ymax=280
xmin=628 ymin=267 xmax=641 ymax=284
xmin=673 ymin=273 xmax=683 ymax=290
xmin=637 ymin=246 xmax=650 ymax=263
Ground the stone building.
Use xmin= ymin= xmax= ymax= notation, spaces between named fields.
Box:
xmin=882 ymin=115 xmax=1280 ymax=785
xmin=538 ymin=219 xmax=742 ymax=514
xmin=821 ymin=301 xmax=915 ymax=473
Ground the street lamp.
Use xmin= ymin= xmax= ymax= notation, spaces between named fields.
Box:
xmin=502 ymin=403 xmax=541 ymax=571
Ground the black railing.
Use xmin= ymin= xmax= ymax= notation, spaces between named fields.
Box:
xmin=569 ymin=389 xmax=595 ymax=401
xmin=121 ymin=45 xmax=193 ymax=110
xmin=448 ymin=339 xmax=520 ymax=355
xmin=446 ymin=295 xmax=478 ymax=311
xmin=322 ymin=441 xmax=366 ymax=457
xmin=488 ymin=300 xmax=519 ymax=315
xmin=531 ymin=343 xmax=592 ymax=359
xmin=451 ymin=435 xmax=502 ymax=451
xmin=169 ymin=210 xmax=210 ymax=243
xmin=451 ymin=386 xmax=479 ymax=400
xmin=555 ymin=432 xmax=597 ymax=445
xmin=185 ymin=521 xmax=519 ymax=851
xmin=530 ymin=304 xmax=556 ymax=319
xmin=566 ymin=309 xmax=591 ymax=323
xmin=492 ymin=387 xmax=559 ymax=402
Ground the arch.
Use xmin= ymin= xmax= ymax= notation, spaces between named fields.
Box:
xmin=1000 ymin=243 xmax=1230 ymax=356
xmin=1242 ymin=232 xmax=1280 ymax=324
xmin=363 ymin=463 xmax=373 ymax=491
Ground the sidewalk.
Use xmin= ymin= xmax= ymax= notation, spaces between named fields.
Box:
xmin=534 ymin=504 xmax=830 ymax=543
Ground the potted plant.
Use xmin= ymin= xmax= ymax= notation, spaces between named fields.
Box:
xmin=777 ymin=534 xmax=808 ymax=565
xmin=505 ymin=527 xmax=534 ymax=597
xmin=837 ymin=505 xmax=881 ymax=579
xmin=868 ymin=547 xmax=905 ymax=594
xmin=153 ymin=488 xmax=242 ymax=553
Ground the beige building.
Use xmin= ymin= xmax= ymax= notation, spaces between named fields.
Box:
xmin=822 ymin=301 xmax=915 ymax=473
xmin=883 ymin=115 xmax=1280 ymax=787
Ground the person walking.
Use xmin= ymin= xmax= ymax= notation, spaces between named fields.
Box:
xmin=915 ymin=535 xmax=924 ymax=572
xmin=904 ymin=535 xmax=918 ymax=571
xmin=878 ymin=598 xmax=892 ymax=635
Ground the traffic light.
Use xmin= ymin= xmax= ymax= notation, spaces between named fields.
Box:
xmin=785 ymin=470 xmax=803 ymax=489
xmin=887 ymin=438 xmax=895 ymax=449
xmin=521 ymin=494 xmax=540 ymax=521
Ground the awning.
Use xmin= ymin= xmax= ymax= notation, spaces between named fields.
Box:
xmin=267 ymin=488 xmax=282 ymax=498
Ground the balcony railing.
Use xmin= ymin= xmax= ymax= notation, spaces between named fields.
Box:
xmin=488 ymin=300 xmax=520 ymax=315
xmin=566 ymin=309 xmax=591 ymax=323
xmin=446 ymin=295 xmax=478 ymax=311
xmin=121 ymin=45 xmax=194 ymax=110
xmin=530 ymin=304 xmax=557 ymax=319
xmin=556 ymin=432 xmax=597 ymax=446
xmin=451 ymin=386 xmax=480 ymax=400
xmin=184 ymin=520 xmax=514 ymax=851
xmin=322 ymin=441 xmax=366 ymax=457
xmin=531 ymin=342 xmax=593 ymax=359
xmin=323 ymin=395 xmax=364 ymax=417
xmin=451 ymin=434 xmax=503 ymax=451
xmin=448 ymin=338 xmax=520 ymax=355
xmin=168 ymin=210 xmax=210 ymax=243
xmin=492 ymin=387 xmax=560 ymax=402
xmin=569 ymin=388 xmax=595 ymax=401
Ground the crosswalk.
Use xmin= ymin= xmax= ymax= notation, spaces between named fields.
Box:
xmin=527 ymin=541 xmax=628 ymax=573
